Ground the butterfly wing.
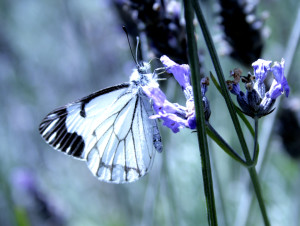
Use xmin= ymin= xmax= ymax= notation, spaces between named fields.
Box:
xmin=39 ymin=83 xmax=162 ymax=183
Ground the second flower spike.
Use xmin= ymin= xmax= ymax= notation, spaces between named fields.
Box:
xmin=227 ymin=59 xmax=290 ymax=118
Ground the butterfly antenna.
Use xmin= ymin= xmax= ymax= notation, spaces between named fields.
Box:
xmin=122 ymin=26 xmax=138 ymax=65
xmin=136 ymin=37 xmax=140 ymax=65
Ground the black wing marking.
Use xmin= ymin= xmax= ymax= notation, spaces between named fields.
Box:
xmin=39 ymin=83 xmax=130 ymax=159
xmin=39 ymin=83 xmax=162 ymax=183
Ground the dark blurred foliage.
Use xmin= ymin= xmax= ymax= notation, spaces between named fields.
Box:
xmin=277 ymin=98 xmax=300 ymax=159
xmin=217 ymin=0 xmax=265 ymax=66
xmin=113 ymin=0 xmax=188 ymax=64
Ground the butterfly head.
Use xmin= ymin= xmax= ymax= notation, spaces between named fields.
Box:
xmin=130 ymin=61 xmax=158 ymax=88
xmin=137 ymin=61 xmax=151 ymax=74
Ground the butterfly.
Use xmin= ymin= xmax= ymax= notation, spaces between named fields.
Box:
xmin=39 ymin=62 xmax=163 ymax=183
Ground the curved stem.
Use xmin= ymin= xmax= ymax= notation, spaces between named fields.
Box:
xmin=206 ymin=122 xmax=248 ymax=167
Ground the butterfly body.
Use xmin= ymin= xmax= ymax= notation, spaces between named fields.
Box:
xmin=39 ymin=62 xmax=162 ymax=183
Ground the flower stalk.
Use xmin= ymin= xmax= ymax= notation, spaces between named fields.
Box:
xmin=183 ymin=0 xmax=217 ymax=225
xmin=252 ymin=117 xmax=259 ymax=164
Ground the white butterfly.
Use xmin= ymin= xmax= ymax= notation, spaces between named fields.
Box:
xmin=39 ymin=62 xmax=162 ymax=183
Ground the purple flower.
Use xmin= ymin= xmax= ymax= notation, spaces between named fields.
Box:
xmin=141 ymin=55 xmax=211 ymax=132
xmin=227 ymin=58 xmax=290 ymax=118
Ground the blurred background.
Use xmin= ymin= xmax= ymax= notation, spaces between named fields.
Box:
xmin=0 ymin=0 xmax=300 ymax=225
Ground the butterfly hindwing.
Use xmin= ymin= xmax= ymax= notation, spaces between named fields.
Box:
xmin=86 ymin=89 xmax=158 ymax=183
xmin=39 ymin=83 xmax=161 ymax=183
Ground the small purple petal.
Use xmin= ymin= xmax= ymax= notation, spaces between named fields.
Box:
xmin=185 ymin=99 xmax=196 ymax=129
xmin=183 ymin=85 xmax=193 ymax=101
xmin=258 ymin=96 xmax=276 ymax=117
xmin=201 ymin=77 xmax=209 ymax=96
xmin=164 ymin=101 xmax=186 ymax=114
xmin=236 ymin=92 xmax=254 ymax=116
xmin=150 ymin=112 xmax=186 ymax=133
xmin=271 ymin=59 xmax=290 ymax=97
xmin=142 ymin=85 xmax=166 ymax=108
xmin=267 ymin=80 xmax=283 ymax=99
xmin=187 ymin=112 xmax=196 ymax=129
xmin=160 ymin=55 xmax=191 ymax=89
xmin=162 ymin=115 xmax=186 ymax=133
xmin=230 ymin=83 xmax=241 ymax=96
xmin=252 ymin=59 xmax=272 ymax=82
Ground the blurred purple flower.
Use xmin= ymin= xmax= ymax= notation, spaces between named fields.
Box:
xmin=11 ymin=169 xmax=66 ymax=226
xmin=13 ymin=169 xmax=36 ymax=192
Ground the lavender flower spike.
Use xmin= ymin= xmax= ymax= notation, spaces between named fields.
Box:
xmin=227 ymin=58 xmax=290 ymax=118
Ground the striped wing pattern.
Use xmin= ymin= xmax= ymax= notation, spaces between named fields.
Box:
xmin=39 ymin=83 xmax=161 ymax=183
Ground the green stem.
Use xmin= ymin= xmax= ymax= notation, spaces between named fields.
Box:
xmin=191 ymin=0 xmax=251 ymax=165
xmin=206 ymin=122 xmax=248 ymax=167
xmin=248 ymin=168 xmax=270 ymax=226
xmin=183 ymin=1 xmax=218 ymax=225
xmin=252 ymin=117 xmax=259 ymax=165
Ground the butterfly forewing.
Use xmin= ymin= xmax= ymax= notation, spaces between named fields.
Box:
xmin=39 ymin=82 xmax=161 ymax=183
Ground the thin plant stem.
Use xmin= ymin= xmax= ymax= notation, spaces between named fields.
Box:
xmin=248 ymin=168 xmax=270 ymax=226
xmin=210 ymin=151 xmax=229 ymax=226
xmin=183 ymin=0 xmax=218 ymax=225
xmin=191 ymin=0 xmax=252 ymax=164
xmin=252 ymin=117 xmax=259 ymax=165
